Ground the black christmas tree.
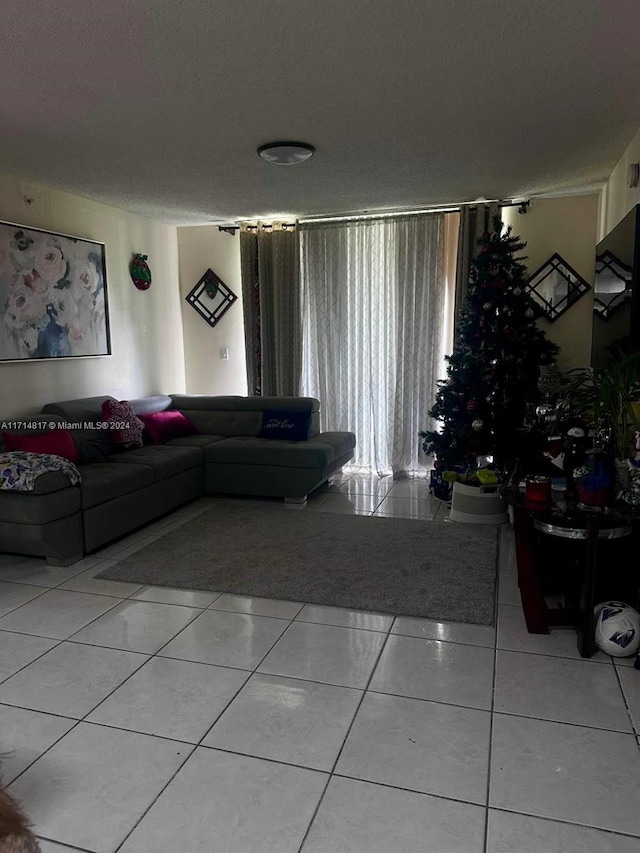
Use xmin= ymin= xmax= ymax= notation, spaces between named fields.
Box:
xmin=421 ymin=218 xmax=558 ymax=470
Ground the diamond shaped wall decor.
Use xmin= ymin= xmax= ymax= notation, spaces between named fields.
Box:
xmin=593 ymin=250 xmax=634 ymax=321
xmin=186 ymin=268 xmax=238 ymax=327
xmin=525 ymin=253 xmax=591 ymax=322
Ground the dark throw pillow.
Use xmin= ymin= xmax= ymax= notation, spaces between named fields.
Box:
xmin=101 ymin=399 xmax=145 ymax=448
xmin=258 ymin=410 xmax=312 ymax=441
xmin=139 ymin=410 xmax=198 ymax=444
xmin=2 ymin=429 xmax=79 ymax=464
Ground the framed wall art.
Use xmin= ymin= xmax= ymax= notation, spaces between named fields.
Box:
xmin=0 ymin=220 xmax=111 ymax=361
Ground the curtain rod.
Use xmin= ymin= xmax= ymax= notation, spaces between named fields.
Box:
xmin=217 ymin=200 xmax=529 ymax=233
xmin=218 ymin=223 xmax=296 ymax=235
xmin=299 ymin=199 xmax=529 ymax=225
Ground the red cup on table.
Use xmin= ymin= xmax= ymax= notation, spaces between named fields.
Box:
xmin=525 ymin=475 xmax=552 ymax=511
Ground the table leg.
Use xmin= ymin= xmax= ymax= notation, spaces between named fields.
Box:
xmin=513 ymin=506 xmax=550 ymax=633
xmin=576 ymin=520 xmax=598 ymax=657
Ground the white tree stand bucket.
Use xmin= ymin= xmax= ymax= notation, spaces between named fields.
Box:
xmin=449 ymin=481 xmax=509 ymax=524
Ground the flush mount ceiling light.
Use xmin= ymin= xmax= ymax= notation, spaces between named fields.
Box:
xmin=257 ymin=141 xmax=315 ymax=165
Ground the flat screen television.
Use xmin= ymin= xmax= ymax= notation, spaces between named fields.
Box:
xmin=591 ymin=204 xmax=640 ymax=365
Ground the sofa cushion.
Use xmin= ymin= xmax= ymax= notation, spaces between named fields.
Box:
xmin=129 ymin=395 xmax=173 ymax=417
xmin=77 ymin=435 xmax=128 ymax=464
xmin=169 ymin=395 xmax=242 ymax=412
xmin=108 ymin=445 xmax=203 ymax=481
xmin=165 ymin=435 xmax=227 ymax=449
xmin=41 ymin=396 xmax=126 ymax=461
xmin=30 ymin=471 xmax=76 ymax=495
xmin=176 ymin=409 xmax=262 ymax=438
xmin=43 ymin=395 xmax=116 ymax=421
xmin=0 ymin=488 xmax=81 ymax=524
xmin=168 ymin=396 xmax=321 ymax=438
xmin=242 ymin=397 xmax=320 ymax=414
xmin=313 ymin=431 xmax=357 ymax=459
xmin=77 ymin=463 xmax=155 ymax=509
xmin=203 ymin=433 xmax=355 ymax=469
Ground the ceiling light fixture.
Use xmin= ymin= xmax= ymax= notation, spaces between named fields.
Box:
xmin=257 ymin=141 xmax=315 ymax=165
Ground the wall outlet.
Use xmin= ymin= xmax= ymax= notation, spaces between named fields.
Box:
xmin=220 ymin=347 xmax=230 ymax=360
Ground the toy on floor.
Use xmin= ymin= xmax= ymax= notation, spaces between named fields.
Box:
xmin=594 ymin=601 xmax=640 ymax=657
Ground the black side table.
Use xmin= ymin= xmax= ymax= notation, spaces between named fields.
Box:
xmin=530 ymin=511 xmax=632 ymax=657
xmin=507 ymin=492 xmax=635 ymax=657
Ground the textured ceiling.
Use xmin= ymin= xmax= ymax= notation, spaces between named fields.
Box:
xmin=1 ymin=0 xmax=639 ymax=224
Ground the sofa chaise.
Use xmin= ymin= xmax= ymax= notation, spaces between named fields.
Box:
xmin=0 ymin=394 xmax=355 ymax=566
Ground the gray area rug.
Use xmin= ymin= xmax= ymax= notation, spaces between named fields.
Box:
xmin=97 ymin=505 xmax=499 ymax=625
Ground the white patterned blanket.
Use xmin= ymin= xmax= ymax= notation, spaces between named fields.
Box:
xmin=0 ymin=451 xmax=82 ymax=492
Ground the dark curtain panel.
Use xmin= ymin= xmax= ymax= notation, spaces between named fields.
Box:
xmin=240 ymin=224 xmax=301 ymax=396
xmin=454 ymin=203 xmax=500 ymax=341
xmin=240 ymin=229 xmax=261 ymax=395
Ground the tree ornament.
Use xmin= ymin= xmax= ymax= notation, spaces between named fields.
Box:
xmin=512 ymin=287 xmax=522 ymax=296
xmin=129 ymin=254 xmax=152 ymax=291
xmin=525 ymin=308 xmax=534 ymax=318
xmin=503 ymin=326 xmax=511 ymax=334
xmin=483 ymin=302 xmax=492 ymax=310
xmin=472 ymin=419 xmax=484 ymax=432
xmin=466 ymin=400 xmax=478 ymax=411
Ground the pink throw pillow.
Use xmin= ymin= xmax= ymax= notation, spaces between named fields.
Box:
xmin=101 ymin=400 xmax=145 ymax=448
xmin=139 ymin=410 xmax=198 ymax=444
xmin=3 ymin=429 xmax=79 ymax=464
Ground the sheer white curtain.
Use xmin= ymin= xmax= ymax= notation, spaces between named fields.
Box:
xmin=300 ymin=212 xmax=456 ymax=475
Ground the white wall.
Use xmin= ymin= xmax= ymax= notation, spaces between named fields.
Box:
xmin=598 ymin=128 xmax=640 ymax=240
xmin=502 ymin=194 xmax=599 ymax=371
xmin=177 ymin=226 xmax=247 ymax=395
xmin=0 ymin=174 xmax=186 ymax=418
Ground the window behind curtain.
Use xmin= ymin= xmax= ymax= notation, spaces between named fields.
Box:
xmin=299 ymin=212 xmax=458 ymax=475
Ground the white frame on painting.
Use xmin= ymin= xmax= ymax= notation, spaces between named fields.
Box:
xmin=0 ymin=220 xmax=111 ymax=362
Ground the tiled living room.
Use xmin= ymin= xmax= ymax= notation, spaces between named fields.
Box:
xmin=1 ymin=2 xmax=640 ymax=852
xmin=1 ymin=478 xmax=639 ymax=852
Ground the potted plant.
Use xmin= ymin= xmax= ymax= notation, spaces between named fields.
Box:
xmin=564 ymin=350 xmax=640 ymax=498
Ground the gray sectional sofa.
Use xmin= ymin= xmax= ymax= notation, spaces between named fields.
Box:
xmin=0 ymin=394 xmax=355 ymax=566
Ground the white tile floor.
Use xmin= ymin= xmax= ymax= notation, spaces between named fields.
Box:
xmin=0 ymin=473 xmax=639 ymax=852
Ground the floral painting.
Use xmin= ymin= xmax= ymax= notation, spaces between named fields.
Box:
xmin=0 ymin=221 xmax=110 ymax=361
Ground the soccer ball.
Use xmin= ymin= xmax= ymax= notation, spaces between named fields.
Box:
xmin=594 ymin=601 xmax=640 ymax=657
